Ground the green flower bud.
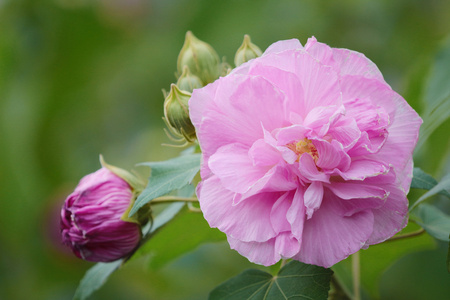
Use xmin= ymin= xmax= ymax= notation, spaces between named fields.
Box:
xmin=234 ymin=34 xmax=263 ymax=67
xmin=176 ymin=65 xmax=203 ymax=93
xmin=177 ymin=31 xmax=221 ymax=85
xmin=163 ymin=83 xmax=196 ymax=142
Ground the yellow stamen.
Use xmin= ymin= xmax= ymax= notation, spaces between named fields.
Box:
xmin=287 ymin=138 xmax=319 ymax=162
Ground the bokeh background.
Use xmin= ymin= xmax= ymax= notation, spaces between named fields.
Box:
xmin=1 ymin=0 xmax=449 ymax=299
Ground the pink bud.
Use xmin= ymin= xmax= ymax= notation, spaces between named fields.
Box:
xmin=60 ymin=168 xmax=141 ymax=262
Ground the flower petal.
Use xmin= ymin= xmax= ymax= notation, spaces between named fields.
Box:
xmin=294 ymin=193 xmax=374 ymax=268
xmin=209 ymin=143 xmax=269 ymax=194
xmin=335 ymin=159 xmax=389 ymax=181
xmin=364 ymin=182 xmax=409 ymax=245
xmin=286 ymin=188 xmax=306 ymax=239
xmin=304 ymin=181 xmax=324 ymax=219
xmin=198 ymin=176 xmax=278 ymax=242
xmin=270 ymin=192 xmax=293 ymax=234
xmin=298 ymin=154 xmax=330 ymax=183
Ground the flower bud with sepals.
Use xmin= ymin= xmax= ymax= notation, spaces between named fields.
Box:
xmin=176 ymin=65 xmax=203 ymax=93
xmin=177 ymin=31 xmax=221 ymax=85
xmin=163 ymin=83 xmax=196 ymax=142
xmin=234 ymin=34 xmax=263 ymax=67
xmin=60 ymin=157 xmax=149 ymax=262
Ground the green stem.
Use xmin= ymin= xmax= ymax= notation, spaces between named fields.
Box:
xmin=280 ymin=259 xmax=288 ymax=269
xmin=151 ymin=196 xmax=198 ymax=204
xmin=352 ymin=251 xmax=361 ymax=300
xmin=385 ymin=228 xmax=425 ymax=242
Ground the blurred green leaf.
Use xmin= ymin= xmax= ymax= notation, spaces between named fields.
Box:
xmin=379 ymin=248 xmax=450 ymax=300
xmin=73 ymin=260 xmax=123 ymax=300
xmin=334 ymin=221 xmax=435 ymax=299
xmin=447 ymin=234 xmax=450 ymax=273
xmin=129 ymin=153 xmax=201 ymax=216
xmin=209 ymin=261 xmax=333 ymax=300
xmin=410 ymin=172 xmax=450 ymax=211
xmin=417 ymin=36 xmax=450 ymax=150
xmin=411 ymin=168 xmax=450 ymax=197
xmin=140 ymin=182 xmax=194 ymax=237
xmin=412 ymin=203 xmax=450 ymax=241
xmin=73 ymin=201 xmax=189 ymax=300
xmin=135 ymin=207 xmax=225 ymax=270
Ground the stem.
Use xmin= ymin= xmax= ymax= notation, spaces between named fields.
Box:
xmin=151 ymin=196 xmax=198 ymax=204
xmin=280 ymin=259 xmax=288 ymax=269
xmin=385 ymin=228 xmax=425 ymax=242
xmin=352 ymin=251 xmax=361 ymax=300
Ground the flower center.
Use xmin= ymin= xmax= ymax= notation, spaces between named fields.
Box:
xmin=287 ymin=138 xmax=319 ymax=162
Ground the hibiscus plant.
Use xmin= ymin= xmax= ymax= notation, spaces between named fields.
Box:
xmin=62 ymin=32 xmax=450 ymax=300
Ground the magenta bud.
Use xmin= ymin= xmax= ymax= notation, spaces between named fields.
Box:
xmin=60 ymin=168 xmax=141 ymax=262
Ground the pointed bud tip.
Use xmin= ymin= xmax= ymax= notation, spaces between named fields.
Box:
xmin=235 ymin=34 xmax=262 ymax=67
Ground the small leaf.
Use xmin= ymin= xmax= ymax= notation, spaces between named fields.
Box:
xmin=409 ymin=172 xmax=450 ymax=211
xmin=129 ymin=153 xmax=201 ymax=216
xmin=209 ymin=261 xmax=333 ymax=300
xmin=411 ymin=168 xmax=450 ymax=197
xmin=413 ymin=203 xmax=450 ymax=241
xmin=73 ymin=260 xmax=122 ymax=300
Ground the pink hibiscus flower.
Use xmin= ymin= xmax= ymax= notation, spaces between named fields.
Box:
xmin=189 ymin=37 xmax=422 ymax=268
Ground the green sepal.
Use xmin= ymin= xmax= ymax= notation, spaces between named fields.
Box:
xmin=99 ymin=155 xmax=145 ymax=192
xmin=120 ymin=192 xmax=151 ymax=226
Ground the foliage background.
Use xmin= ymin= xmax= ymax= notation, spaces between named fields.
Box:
xmin=0 ymin=0 xmax=449 ymax=299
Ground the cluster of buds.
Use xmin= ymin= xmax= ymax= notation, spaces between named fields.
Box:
xmin=163 ymin=32 xmax=262 ymax=144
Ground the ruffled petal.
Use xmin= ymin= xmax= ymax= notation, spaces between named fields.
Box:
xmin=326 ymin=182 xmax=389 ymax=200
xmin=304 ymin=181 xmax=324 ymax=219
xmin=364 ymin=182 xmax=409 ymax=245
xmin=298 ymin=154 xmax=330 ymax=183
xmin=270 ymin=192 xmax=293 ymax=234
xmin=263 ymin=39 xmax=303 ymax=55
xmin=228 ymin=233 xmax=301 ymax=267
xmin=209 ymin=143 xmax=269 ymax=194
xmin=294 ymin=193 xmax=374 ymax=268
xmin=313 ymin=139 xmax=351 ymax=171
xmin=198 ymin=176 xmax=278 ymax=242
xmin=335 ymin=159 xmax=389 ymax=181
xmin=286 ymin=188 xmax=306 ymax=239
xmin=331 ymin=48 xmax=385 ymax=82
xmin=293 ymin=52 xmax=342 ymax=115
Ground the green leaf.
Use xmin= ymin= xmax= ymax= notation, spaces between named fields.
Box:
xmin=447 ymin=234 xmax=450 ymax=273
xmin=129 ymin=153 xmax=201 ymax=216
xmin=134 ymin=207 xmax=225 ymax=269
xmin=412 ymin=203 xmax=450 ymax=241
xmin=73 ymin=260 xmax=122 ymax=300
xmin=410 ymin=172 xmax=450 ymax=211
xmin=411 ymin=168 xmax=450 ymax=197
xmin=417 ymin=36 xmax=450 ymax=150
xmin=209 ymin=261 xmax=333 ymax=300
xmin=141 ymin=182 xmax=194 ymax=236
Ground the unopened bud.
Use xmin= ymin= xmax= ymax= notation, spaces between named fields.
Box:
xmin=234 ymin=35 xmax=262 ymax=67
xmin=163 ymin=84 xmax=196 ymax=142
xmin=61 ymin=165 xmax=145 ymax=262
xmin=177 ymin=65 xmax=203 ymax=93
xmin=177 ymin=31 xmax=221 ymax=85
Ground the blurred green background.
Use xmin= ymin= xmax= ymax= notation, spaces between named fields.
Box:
xmin=1 ymin=0 xmax=449 ymax=299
